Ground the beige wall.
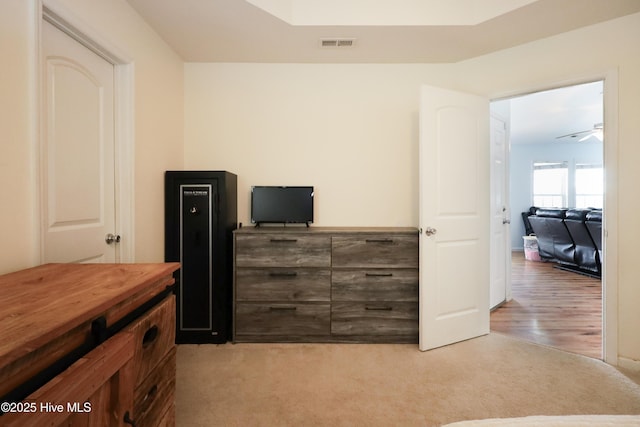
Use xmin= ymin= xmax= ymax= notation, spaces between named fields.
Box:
xmin=0 ymin=0 xmax=184 ymax=274
xmin=459 ymin=12 xmax=640 ymax=367
xmin=0 ymin=0 xmax=39 ymax=273
xmin=184 ymin=63 xmax=454 ymax=227
xmin=184 ymin=13 xmax=640 ymax=362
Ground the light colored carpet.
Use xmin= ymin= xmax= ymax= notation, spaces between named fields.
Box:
xmin=175 ymin=333 xmax=640 ymax=427
xmin=442 ymin=414 xmax=640 ymax=426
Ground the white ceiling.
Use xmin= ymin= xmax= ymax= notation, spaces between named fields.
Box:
xmin=243 ymin=0 xmax=537 ymax=26
xmin=125 ymin=0 xmax=640 ymax=63
xmin=495 ymin=81 xmax=604 ymax=146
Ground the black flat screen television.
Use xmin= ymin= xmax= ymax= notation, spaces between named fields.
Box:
xmin=251 ymin=186 xmax=314 ymax=226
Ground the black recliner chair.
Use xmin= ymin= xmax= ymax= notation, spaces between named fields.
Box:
xmin=528 ymin=208 xmax=575 ymax=266
xmin=564 ymin=208 xmax=600 ymax=274
xmin=585 ymin=210 xmax=603 ymax=265
xmin=525 ymin=206 xmax=602 ymax=278
xmin=521 ymin=206 xmax=537 ymax=236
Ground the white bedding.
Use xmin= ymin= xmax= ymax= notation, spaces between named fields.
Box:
xmin=443 ymin=415 xmax=640 ymax=426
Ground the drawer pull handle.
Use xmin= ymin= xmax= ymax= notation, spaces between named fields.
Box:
xmin=365 ymin=273 xmax=393 ymax=277
xmin=365 ymin=306 xmax=393 ymax=311
xmin=269 ymin=306 xmax=297 ymax=311
xmin=365 ymin=238 xmax=393 ymax=244
xmin=269 ymin=272 xmax=298 ymax=277
xmin=143 ymin=384 xmax=158 ymax=404
xmin=142 ymin=325 xmax=159 ymax=348
xmin=124 ymin=411 xmax=137 ymax=427
xmin=270 ymin=238 xmax=298 ymax=243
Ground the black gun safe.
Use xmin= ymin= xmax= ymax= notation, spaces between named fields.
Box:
xmin=165 ymin=171 xmax=237 ymax=343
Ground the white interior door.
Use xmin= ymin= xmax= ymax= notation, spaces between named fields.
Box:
xmin=42 ymin=20 xmax=118 ymax=263
xmin=419 ymin=85 xmax=490 ymax=351
xmin=489 ymin=114 xmax=510 ymax=309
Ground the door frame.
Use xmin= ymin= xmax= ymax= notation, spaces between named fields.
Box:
xmin=38 ymin=0 xmax=135 ymax=262
xmin=489 ymin=70 xmax=618 ymax=364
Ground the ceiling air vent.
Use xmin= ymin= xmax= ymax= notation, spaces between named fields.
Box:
xmin=320 ymin=38 xmax=356 ymax=48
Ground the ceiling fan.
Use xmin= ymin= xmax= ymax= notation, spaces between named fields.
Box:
xmin=556 ymin=122 xmax=604 ymax=142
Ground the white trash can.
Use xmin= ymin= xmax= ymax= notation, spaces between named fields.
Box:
xmin=523 ymin=235 xmax=541 ymax=261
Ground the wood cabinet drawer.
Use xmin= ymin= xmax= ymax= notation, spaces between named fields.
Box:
xmin=332 ymin=269 xmax=418 ymax=301
xmin=332 ymin=235 xmax=418 ymax=268
xmin=331 ymin=302 xmax=418 ymax=336
xmin=155 ymin=404 xmax=176 ymax=427
xmin=236 ymin=268 xmax=330 ymax=301
xmin=236 ymin=234 xmax=331 ymax=267
xmin=1 ymin=332 xmax=135 ymax=427
xmin=134 ymin=347 xmax=176 ymax=427
xmin=124 ymin=295 xmax=175 ymax=386
xmin=235 ymin=303 xmax=330 ymax=336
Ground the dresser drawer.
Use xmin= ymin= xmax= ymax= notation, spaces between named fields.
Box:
xmin=331 ymin=302 xmax=418 ymax=336
xmin=155 ymin=404 xmax=176 ymax=427
xmin=124 ymin=295 xmax=175 ymax=386
xmin=0 ymin=332 xmax=135 ymax=427
xmin=134 ymin=347 xmax=176 ymax=427
xmin=236 ymin=234 xmax=331 ymax=267
xmin=332 ymin=269 xmax=418 ymax=301
xmin=332 ymin=235 xmax=418 ymax=268
xmin=235 ymin=303 xmax=330 ymax=336
xmin=236 ymin=268 xmax=331 ymax=301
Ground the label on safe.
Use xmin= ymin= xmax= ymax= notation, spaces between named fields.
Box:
xmin=183 ymin=189 xmax=209 ymax=196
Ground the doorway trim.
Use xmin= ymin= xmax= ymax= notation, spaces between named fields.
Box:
xmin=489 ymin=69 xmax=618 ymax=365
xmin=39 ymin=0 xmax=135 ymax=262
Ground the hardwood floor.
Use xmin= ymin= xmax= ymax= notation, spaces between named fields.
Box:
xmin=490 ymin=251 xmax=602 ymax=359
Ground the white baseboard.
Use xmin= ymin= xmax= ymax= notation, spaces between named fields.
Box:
xmin=618 ymin=357 xmax=640 ymax=372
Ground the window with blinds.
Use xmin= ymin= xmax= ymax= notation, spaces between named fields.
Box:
xmin=532 ymin=161 xmax=568 ymax=207
xmin=575 ymin=163 xmax=603 ymax=208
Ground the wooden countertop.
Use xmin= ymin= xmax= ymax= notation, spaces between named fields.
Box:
xmin=0 ymin=263 xmax=180 ymax=371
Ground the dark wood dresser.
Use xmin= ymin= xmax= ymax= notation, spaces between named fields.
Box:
xmin=0 ymin=262 xmax=179 ymax=427
xmin=233 ymin=227 xmax=419 ymax=343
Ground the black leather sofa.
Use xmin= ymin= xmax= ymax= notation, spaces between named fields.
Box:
xmin=524 ymin=207 xmax=602 ymax=277
xmin=586 ymin=209 xmax=603 ymax=264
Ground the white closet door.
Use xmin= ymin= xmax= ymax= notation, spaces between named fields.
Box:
xmin=419 ymin=84 xmax=490 ymax=351
xmin=42 ymin=20 xmax=117 ymax=263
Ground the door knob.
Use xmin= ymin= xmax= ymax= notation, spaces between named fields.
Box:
xmin=502 ymin=219 xmax=511 ymax=224
xmin=424 ymin=227 xmax=437 ymax=236
xmin=105 ymin=233 xmax=121 ymax=244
